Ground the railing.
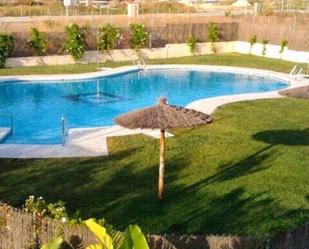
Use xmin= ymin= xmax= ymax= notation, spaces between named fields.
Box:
xmin=133 ymin=57 xmax=146 ymax=70
xmin=61 ymin=116 xmax=69 ymax=146
xmin=289 ymin=64 xmax=304 ymax=80
xmin=0 ymin=114 xmax=13 ymax=135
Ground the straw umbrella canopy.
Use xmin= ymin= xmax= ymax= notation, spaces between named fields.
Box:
xmin=115 ymin=97 xmax=213 ymax=200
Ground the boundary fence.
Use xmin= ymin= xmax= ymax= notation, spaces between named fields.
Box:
xmin=1 ymin=203 xmax=308 ymax=249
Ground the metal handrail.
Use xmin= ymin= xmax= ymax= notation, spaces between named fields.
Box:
xmin=132 ymin=57 xmax=146 ymax=69
xmin=61 ymin=116 xmax=69 ymax=146
xmin=0 ymin=114 xmax=13 ymax=135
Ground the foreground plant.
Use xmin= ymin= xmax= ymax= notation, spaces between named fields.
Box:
xmin=41 ymin=219 xmax=149 ymax=249
xmin=85 ymin=219 xmax=149 ymax=249
xmin=64 ymin=23 xmax=86 ymax=61
xmin=41 ymin=237 xmax=63 ymax=249
xmin=0 ymin=34 xmax=14 ymax=68
xmin=27 ymin=27 xmax=47 ymax=55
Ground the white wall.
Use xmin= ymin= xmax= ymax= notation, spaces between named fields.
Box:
xmin=5 ymin=41 xmax=309 ymax=68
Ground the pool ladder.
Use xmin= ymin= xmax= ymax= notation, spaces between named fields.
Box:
xmin=133 ymin=57 xmax=146 ymax=70
xmin=0 ymin=114 xmax=13 ymax=142
xmin=61 ymin=116 xmax=69 ymax=146
xmin=289 ymin=65 xmax=303 ymax=80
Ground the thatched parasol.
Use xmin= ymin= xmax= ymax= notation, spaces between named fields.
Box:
xmin=115 ymin=97 xmax=213 ymax=200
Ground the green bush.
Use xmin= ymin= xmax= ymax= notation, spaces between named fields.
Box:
xmin=64 ymin=23 xmax=86 ymax=61
xmin=187 ymin=35 xmax=198 ymax=55
xmin=249 ymin=35 xmax=257 ymax=54
xmin=26 ymin=27 xmax=47 ymax=55
xmin=97 ymin=24 xmax=120 ymax=55
xmin=262 ymin=39 xmax=269 ymax=56
xmin=207 ymin=23 xmax=220 ymax=54
xmin=129 ymin=23 xmax=148 ymax=52
xmin=23 ymin=195 xmax=68 ymax=221
xmin=0 ymin=34 xmax=14 ymax=68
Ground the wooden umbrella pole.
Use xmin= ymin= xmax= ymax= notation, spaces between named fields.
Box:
xmin=158 ymin=129 xmax=165 ymax=200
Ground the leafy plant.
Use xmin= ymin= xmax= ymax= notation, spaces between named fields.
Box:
xmin=261 ymin=39 xmax=269 ymax=56
xmin=23 ymin=195 xmax=68 ymax=220
xmin=41 ymin=237 xmax=63 ymax=249
xmin=26 ymin=27 xmax=47 ymax=55
xmin=64 ymin=23 xmax=86 ymax=61
xmin=0 ymin=34 xmax=14 ymax=68
xmin=187 ymin=35 xmax=198 ymax=55
xmin=85 ymin=219 xmax=114 ymax=249
xmin=249 ymin=35 xmax=257 ymax=54
xmin=121 ymin=224 xmax=149 ymax=249
xmin=85 ymin=219 xmax=149 ymax=249
xmin=279 ymin=39 xmax=288 ymax=58
xmin=129 ymin=23 xmax=148 ymax=53
xmin=207 ymin=23 xmax=220 ymax=54
xmin=97 ymin=24 xmax=120 ymax=56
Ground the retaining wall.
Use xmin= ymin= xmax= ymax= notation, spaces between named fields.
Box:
xmin=5 ymin=41 xmax=309 ymax=68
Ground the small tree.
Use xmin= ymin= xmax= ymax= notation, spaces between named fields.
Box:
xmin=249 ymin=35 xmax=257 ymax=55
xmin=64 ymin=23 xmax=86 ymax=61
xmin=26 ymin=27 xmax=47 ymax=55
xmin=207 ymin=23 xmax=220 ymax=54
xmin=261 ymin=39 xmax=269 ymax=56
xmin=0 ymin=34 xmax=14 ymax=68
xmin=279 ymin=39 xmax=288 ymax=59
xmin=129 ymin=23 xmax=148 ymax=55
xmin=97 ymin=24 xmax=120 ymax=58
xmin=187 ymin=35 xmax=198 ymax=55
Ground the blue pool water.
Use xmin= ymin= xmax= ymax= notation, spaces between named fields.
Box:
xmin=0 ymin=69 xmax=288 ymax=144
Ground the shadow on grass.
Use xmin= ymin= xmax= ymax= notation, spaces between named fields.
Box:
xmin=252 ymin=128 xmax=309 ymax=146
xmin=0 ymin=128 xmax=308 ymax=235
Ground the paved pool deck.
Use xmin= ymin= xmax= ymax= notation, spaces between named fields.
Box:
xmin=0 ymin=65 xmax=308 ymax=158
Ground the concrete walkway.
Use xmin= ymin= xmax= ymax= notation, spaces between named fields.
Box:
xmin=0 ymin=126 xmax=173 ymax=158
xmin=0 ymin=65 xmax=308 ymax=158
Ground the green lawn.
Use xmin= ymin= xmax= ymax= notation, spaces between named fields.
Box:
xmin=0 ymin=53 xmax=306 ymax=76
xmin=0 ymin=98 xmax=308 ymax=236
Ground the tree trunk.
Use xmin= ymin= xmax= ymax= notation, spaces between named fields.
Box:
xmin=158 ymin=129 xmax=165 ymax=200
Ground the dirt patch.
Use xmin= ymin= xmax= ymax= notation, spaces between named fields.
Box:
xmin=280 ymin=85 xmax=309 ymax=99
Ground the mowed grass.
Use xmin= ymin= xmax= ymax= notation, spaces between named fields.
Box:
xmin=0 ymin=98 xmax=308 ymax=236
xmin=0 ymin=53 xmax=306 ymax=76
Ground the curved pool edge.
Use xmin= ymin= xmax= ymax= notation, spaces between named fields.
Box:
xmin=1 ymin=65 xmax=308 ymax=159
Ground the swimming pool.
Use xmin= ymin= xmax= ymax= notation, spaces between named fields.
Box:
xmin=0 ymin=68 xmax=288 ymax=144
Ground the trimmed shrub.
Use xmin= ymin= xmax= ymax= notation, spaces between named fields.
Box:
xmin=249 ymin=35 xmax=257 ymax=54
xmin=64 ymin=23 xmax=86 ymax=61
xmin=207 ymin=23 xmax=220 ymax=54
xmin=129 ymin=23 xmax=148 ymax=52
xmin=97 ymin=24 xmax=120 ymax=56
xmin=26 ymin=27 xmax=47 ymax=55
xmin=0 ymin=34 xmax=14 ymax=68
xmin=279 ymin=39 xmax=288 ymax=58
xmin=187 ymin=35 xmax=198 ymax=55
xmin=262 ymin=39 xmax=269 ymax=56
